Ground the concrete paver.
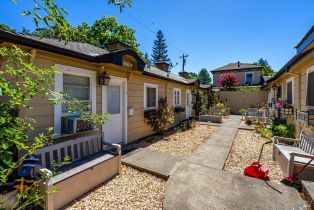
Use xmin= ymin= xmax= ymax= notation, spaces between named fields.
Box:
xmin=164 ymin=115 xmax=306 ymax=209
xmin=122 ymin=149 xmax=182 ymax=179
xmin=164 ymin=162 xmax=306 ymax=210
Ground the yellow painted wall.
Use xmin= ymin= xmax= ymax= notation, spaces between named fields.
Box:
xmin=265 ymin=51 xmax=314 ymax=136
xmin=2 ymin=44 xmax=194 ymax=143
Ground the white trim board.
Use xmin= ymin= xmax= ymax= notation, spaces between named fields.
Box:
xmin=173 ymin=88 xmax=182 ymax=107
xmin=102 ymin=75 xmax=128 ymax=144
xmin=54 ymin=64 xmax=97 ymax=134
xmin=144 ymin=83 xmax=158 ymax=110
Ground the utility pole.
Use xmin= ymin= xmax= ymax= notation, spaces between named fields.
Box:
xmin=179 ymin=53 xmax=188 ymax=72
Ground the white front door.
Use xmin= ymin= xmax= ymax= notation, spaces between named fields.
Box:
xmin=102 ymin=77 xmax=127 ymax=144
xmin=186 ymin=90 xmax=192 ymax=119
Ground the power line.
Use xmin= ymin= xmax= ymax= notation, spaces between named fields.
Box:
xmin=83 ymin=0 xmax=202 ymax=71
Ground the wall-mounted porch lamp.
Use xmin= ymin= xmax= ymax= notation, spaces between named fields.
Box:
xmin=98 ymin=71 xmax=111 ymax=86
xmin=272 ymin=83 xmax=278 ymax=91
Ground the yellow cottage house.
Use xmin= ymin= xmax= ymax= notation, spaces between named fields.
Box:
xmin=263 ymin=25 xmax=314 ymax=136
xmin=0 ymin=29 xmax=209 ymax=209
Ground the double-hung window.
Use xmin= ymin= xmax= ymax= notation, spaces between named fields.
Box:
xmin=173 ymin=88 xmax=181 ymax=107
xmin=306 ymin=68 xmax=314 ymax=107
xmin=54 ymin=64 xmax=96 ymax=134
xmin=245 ymin=72 xmax=254 ymax=85
xmin=286 ymin=77 xmax=294 ymax=106
xmin=62 ymin=74 xmax=91 ymax=114
xmin=144 ymin=83 xmax=158 ymax=109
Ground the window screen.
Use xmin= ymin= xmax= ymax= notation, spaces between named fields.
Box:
xmin=307 ymin=72 xmax=314 ymax=106
xmin=63 ymin=74 xmax=91 ymax=113
xmin=287 ymin=81 xmax=293 ymax=105
xmin=63 ymin=74 xmax=90 ymax=100
xmin=107 ymin=85 xmax=120 ymax=114
xmin=146 ymin=87 xmax=157 ymax=108
xmin=174 ymin=90 xmax=181 ymax=106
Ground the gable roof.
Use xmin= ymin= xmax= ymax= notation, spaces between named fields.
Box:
xmin=0 ymin=30 xmax=208 ymax=88
xmin=211 ymin=62 xmax=262 ymax=72
xmin=0 ymin=29 xmax=145 ymax=71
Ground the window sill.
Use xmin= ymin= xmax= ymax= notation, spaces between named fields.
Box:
xmin=53 ymin=128 xmax=100 ymax=140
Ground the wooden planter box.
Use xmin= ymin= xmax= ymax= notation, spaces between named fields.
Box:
xmin=199 ymin=115 xmax=222 ymax=123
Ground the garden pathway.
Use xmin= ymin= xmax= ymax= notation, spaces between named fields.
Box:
xmin=164 ymin=115 xmax=306 ymax=210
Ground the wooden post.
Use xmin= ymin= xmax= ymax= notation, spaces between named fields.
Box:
xmin=112 ymin=144 xmax=122 ymax=174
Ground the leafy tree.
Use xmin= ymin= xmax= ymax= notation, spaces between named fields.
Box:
xmin=88 ymin=17 xmax=141 ymax=55
xmin=256 ymin=58 xmax=275 ymax=76
xmin=188 ymin=72 xmax=198 ymax=79
xmin=25 ymin=17 xmax=142 ymax=57
xmin=151 ymin=30 xmax=170 ymax=65
xmin=12 ymin=0 xmax=132 ymax=42
xmin=217 ymin=72 xmax=240 ymax=90
xmin=198 ymin=68 xmax=211 ymax=85
xmin=0 ymin=23 xmax=15 ymax=32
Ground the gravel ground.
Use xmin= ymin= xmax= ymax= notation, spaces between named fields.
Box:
xmin=63 ymin=165 xmax=166 ymax=210
xmin=224 ymin=129 xmax=284 ymax=184
xmin=125 ymin=124 xmax=216 ymax=158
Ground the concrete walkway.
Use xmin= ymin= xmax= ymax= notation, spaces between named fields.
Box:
xmin=164 ymin=115 xmax=307 ymax=210
xmin=122 ymin=149 xmax=182 ymax=179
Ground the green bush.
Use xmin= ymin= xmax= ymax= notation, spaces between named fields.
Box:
xmin=272 ymin=124 xmax=294 ymax=138
xmin=260 ymin=128 xmax=273 ymax=139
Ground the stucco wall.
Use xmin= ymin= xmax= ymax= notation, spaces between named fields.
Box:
xmin=212 ymin=68 xmax=262 ymax=86
xmin=217 ymin=90 xmax=268 ymax=114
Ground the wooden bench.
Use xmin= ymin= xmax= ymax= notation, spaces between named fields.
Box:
xmin=273 ymin=131 xmax=314 ymax=182
xmin=36 ymin=132 xmax=121 ymax=210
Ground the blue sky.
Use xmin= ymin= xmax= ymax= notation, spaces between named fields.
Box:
xmin=0 ymin=0 xmax=313 ymax=75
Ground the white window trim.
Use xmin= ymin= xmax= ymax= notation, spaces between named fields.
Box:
xmin=54 ymin=64 xmax=96 ymax=134
xmin=144 ymin=83 xmax=158 ymax=110
xmin=173 ymin=88 xmax=181 ymax=107
xmin=245 ymin=72 xmax=254 ymax=84
xmin=286 ymin=76 xmax=295 ymax=106
xmin=306 ymin=65 xmax=314 ymax=109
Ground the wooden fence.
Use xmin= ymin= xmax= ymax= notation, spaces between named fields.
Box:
xmin=217 ymin=90 xmax=268 ymax=114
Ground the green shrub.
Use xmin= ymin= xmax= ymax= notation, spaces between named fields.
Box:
xmin=260 ymin=128 xmax=273 ymax=139
xmin=272 ymin=124 xmax=294 ymax=138
xmin=239 ymin=108 xmax=246 ymax=116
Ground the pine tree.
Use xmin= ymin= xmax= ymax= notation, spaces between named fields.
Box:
xmin=198 ymin=68 xmax=211 ymax=85
xmin=151 ymin=30 xmax=171 ymax=65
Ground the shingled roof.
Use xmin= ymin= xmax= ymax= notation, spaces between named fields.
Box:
xmin=211 ymin=62 xmax=262 ymax=72
xmin=22 ymin=35 xmax=109 ymax=56
xmin=143 ymin=66 xmax=196 ymax=85
xmin=0 ymin=29 xmax=210 ymax=88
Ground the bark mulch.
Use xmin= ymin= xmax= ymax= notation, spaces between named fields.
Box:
xmin=224 ymin=129 xmax=284 ymax=184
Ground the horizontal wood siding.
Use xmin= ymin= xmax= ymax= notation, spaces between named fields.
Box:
xmin=12 ymin=49 xmax=193 ymax=143
xmin=127 ymin=75 xmax=191 ymax=143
